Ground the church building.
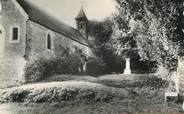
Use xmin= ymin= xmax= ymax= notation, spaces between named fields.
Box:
xmin=0 ymin=0 xmax=95 ymax=82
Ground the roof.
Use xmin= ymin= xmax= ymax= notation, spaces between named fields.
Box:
xmin=75 ymin=8 xmax=88 ymax=20
xmin=16 ymin=0 xmax=92 ymax=47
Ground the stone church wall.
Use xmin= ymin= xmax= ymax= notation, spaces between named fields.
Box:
xmin=27 ymin=20 xmax=93 ymax=58
xmin=27 ymin=21 xmax=74 ymax=57
xmin=1 ymin=0 xmax=27 ymax=85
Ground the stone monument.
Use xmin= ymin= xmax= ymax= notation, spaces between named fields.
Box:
xmin=124 ymin=58 xmax=131 ymax=74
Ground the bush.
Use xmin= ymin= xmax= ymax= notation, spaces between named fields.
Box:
xmin=0 ymin=81 xmax=128 ymax=103
xmin=155 ymin=65 xmax=170 ymax=81
xmin=24 ymin=55 xmax=48 ymax=83
xmin=24 ymin=52 xmax=82 ymax=83
xmin=102 ymin=49 xmax=125 ymax=73
xmin=66 ymin=54 xmax=83 ymax=74
xmin=140 ymin=75 xmax=169 ymax=89
xmin=86 ymin=59 xmax=107 ymax=76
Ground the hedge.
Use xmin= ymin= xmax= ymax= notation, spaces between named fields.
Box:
xmin=24 ymin=52 xmax=82 ymax=83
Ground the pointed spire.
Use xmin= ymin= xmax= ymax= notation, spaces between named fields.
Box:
xmin=75 ymin=0 xmax=87 ymax=20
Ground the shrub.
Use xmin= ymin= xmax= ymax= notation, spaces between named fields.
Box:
xmin=86 ymin=59 xmax=107 ymax=76
xmin=24 ymin=61 xmax=43 ymax=83
xmin=155 ymin=65 xmax=170 ymax=81
xmin=24 ymin=52 xmax=82 ymax=83
xmin=24 ymin=52 xmax=55 ymax=83
xmin=140 ymin=75 xmax=169 ymax=89
xmin=66 ymin=53 xmax=83 ymax=74
xmin=0 ymin=81 xmax=128 ymax=103
xmin=102 ymin=49 xmax=124 ymax=74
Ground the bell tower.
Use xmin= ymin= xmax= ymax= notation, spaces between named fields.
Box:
xmin=75 ymin=7 xmax=88 ymax=39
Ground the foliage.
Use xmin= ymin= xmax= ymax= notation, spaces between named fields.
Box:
xmin=131 ymin=56 xmax=157 ymax=74
xmin=113 ymin=0 xmax=184 ymax=72
xmin=0 ymin=81 xmax=124 ymax=103
xmin=86 ymin=58 xmax=108 ymax=76
xmin=88 ymin=18 xmax=113 ymax=45
xmin=95 ymin=46 xmax=125 ymax=73
xmin=24 ymin=51 xmax=55 ymax=83
xmin=140 ymin=75 xmax=168 ymax=89
xmin=88 ymin=18 xmax=125 ymax=73
xmin=24 ymin=51 xmax=83 ymax=83
xmin=155 ymin=65 xmax=171 ymax=80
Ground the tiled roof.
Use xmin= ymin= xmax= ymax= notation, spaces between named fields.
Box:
xmin=16 ymin=0 xmax=92 ymax=47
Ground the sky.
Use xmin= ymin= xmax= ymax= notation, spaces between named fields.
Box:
xmin=29 ymin=0 xmax=117 ymax=28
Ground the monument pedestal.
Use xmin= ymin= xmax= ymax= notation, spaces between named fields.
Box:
xmin=124 ymin=58 xmax=131 ymax=74
xmin=83 ymin=62 xmax=87 ymax=72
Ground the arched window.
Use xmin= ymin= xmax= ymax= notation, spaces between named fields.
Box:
xmin=47 ymin=34 xmax=52 ymax=50
xmin=12 ymin=27 xmax=19 ymax=41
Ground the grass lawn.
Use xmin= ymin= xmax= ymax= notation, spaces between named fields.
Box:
xmin=0 ymin=74 xmax=22 ymax=89
xmin=0 ymin=74 xmax=183 ymax=114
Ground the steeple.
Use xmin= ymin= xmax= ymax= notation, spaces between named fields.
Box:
xmin=75 ymin=4 xmax=88 ymax=39
xmin=75 ymin=8 xmax=87 ymax=20
xmin=75 ymin=0 xmax=87 ymax=20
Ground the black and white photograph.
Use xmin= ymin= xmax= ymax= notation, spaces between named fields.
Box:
xmin=0 ymin=0 xmax=184 ymax=113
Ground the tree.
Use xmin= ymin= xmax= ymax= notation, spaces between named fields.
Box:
xmin=88 ymin=18 xmax=113 ymax=45
xmin=88 ymin=18 xmax=124 ymax=73
xmin=112 ymin=0 xmax=184 ymax=72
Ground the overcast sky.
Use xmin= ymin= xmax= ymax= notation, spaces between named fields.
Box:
xmin=28 ymin=0 xmax=117 ymax=28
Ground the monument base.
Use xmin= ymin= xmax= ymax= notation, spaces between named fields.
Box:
xmin=124 ymin=69 xmax=131 ymax=74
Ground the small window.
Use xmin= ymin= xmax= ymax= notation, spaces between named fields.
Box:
xmin=12 ymin=27 xmax=19 ymax=41
xmin=47 ymin=34 xmax=52 ymax=50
